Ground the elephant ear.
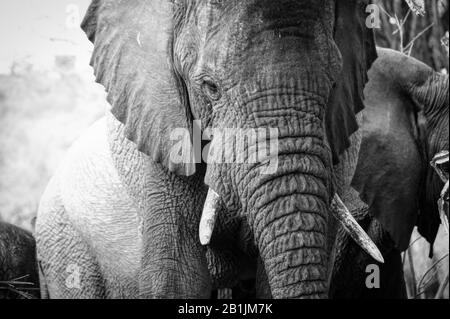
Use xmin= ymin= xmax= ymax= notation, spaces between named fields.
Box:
xmin=377 ymin=49 xmax=447 ymax=250
xmin=327 ymin=0 xmax=377 ymax=164
xmin=81 ymin=0 xmax=194 ymax=175
xmin=352 ymin=49 xmax=439 ymax=251
xmin=352 ymin=130 xmax=422 ymax=252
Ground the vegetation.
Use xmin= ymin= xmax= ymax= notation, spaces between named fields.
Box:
xmin=375 ymin=0 xmax=449 ymax=71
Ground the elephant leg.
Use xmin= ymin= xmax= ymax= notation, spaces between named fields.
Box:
xmin=36 ymin=179 xmax=106 ymax=299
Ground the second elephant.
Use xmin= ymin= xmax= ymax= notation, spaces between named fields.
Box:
xmin=330 ymin=48 xmax=449 ymax=299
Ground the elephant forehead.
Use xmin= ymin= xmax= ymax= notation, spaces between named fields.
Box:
xmin=190 ymin=0 xmax=333 ymax=67
xmin=194 ymin=0 xmax=327 ymax=29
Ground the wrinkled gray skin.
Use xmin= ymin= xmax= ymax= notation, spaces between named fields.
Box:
xmin=330 ymin=48 xmax=449 ymax=299
xmin=0 ymin=222 xmax=40 ymax=299
xmin=36 ymin=0 xmax=376 ymax=299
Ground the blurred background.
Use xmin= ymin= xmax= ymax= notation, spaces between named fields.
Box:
xmin=0 ymin=0 xmax=447 ymax=299
xmin=0 ymin=0 xmax=108 ymax=229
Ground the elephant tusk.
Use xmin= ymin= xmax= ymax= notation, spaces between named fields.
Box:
xmin=331 ymin=194 xmax=385 ymax=264
xmin=199 ymin=188 xmax=221 ymax=246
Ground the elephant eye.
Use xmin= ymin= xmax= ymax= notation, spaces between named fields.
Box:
xmin=201 ymin=78 xmax=221 ymax=101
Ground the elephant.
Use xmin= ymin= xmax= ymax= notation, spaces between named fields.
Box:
xmin=0 ymin=222 xmax=40 ymax=299
xmin=330 ymin=48 xmax=449 ymax=299
xmin=35 ymin=0 xmax=380 ymax=299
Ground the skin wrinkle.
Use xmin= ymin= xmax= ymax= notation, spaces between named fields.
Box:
xmin=416 ymin=74 xmax=449 ymax=121
xmin=235 ymin=131 xmax=330 ymax=199
xmin=264 ymin=228 xmax=328 ymax=257
xmin=275 ymin=284 xmax=321 ymax=296
xmin=270 ymin=266 xmax=327 ymax=285
xmin=207 ymin=79 xmax=328 ymax=145
xmin=271 ymin=152 xmax=328 ymax=173
xmin=271 ymin=268 xmax=325 ymax=287
xmin=251 ymin=191 xmax=327 ymax=228
xmin=270 ymin=248 xmax=325 ymax=270
xmin=255 ymin=189 xmax=327 ymax=212
xmin=260 ymin=218 xmax=324 ymax=252
xmin=250 ymin=164 xmax=329 ymax=199
xmin=233 ymin=77 xmax=328 ymax=110
xmin=246 ymin=178 xmax=326 ymax=220
xmin=262 ymin=229 xmax=327 ymax=257
xmin=251 ymin=181 xmax=329 ymax=227
xmin=259 ymin=205 xmax=327 ymax=239
xmin=275 ymin=288 xmax=326 ymax=299
xmin=268 ymin=209 xmax=328 ymax=237
xmin=249 ymin=168 xmax=326 ymax=206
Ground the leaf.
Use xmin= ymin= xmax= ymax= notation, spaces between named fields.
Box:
xmin=405 ymin=0 xmax=426 ymax=16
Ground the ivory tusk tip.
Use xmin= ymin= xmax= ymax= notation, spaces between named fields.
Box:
xmin=199 ymin=219 xmax=214 ymax=246
xmin=199 ymin=233 xmax=212 ymax=246
xmin=371 ymin=247 xmax=385 ymax=264
xmin=331 ymin=194 xmax=385 ymax=264
xmin=199 ymin=188 xmax=220 ymax=246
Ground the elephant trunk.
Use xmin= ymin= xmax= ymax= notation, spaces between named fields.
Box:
xmin=248 ymin=77 xmax=332 ymax=298
xmin=249 ymin=136 xmax=331 ymax=299
xmin=205 ymin=75 xmax=334 ymax=298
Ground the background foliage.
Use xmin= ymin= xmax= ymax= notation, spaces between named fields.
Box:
xmin=375 ymin=0 xmax=449 ymax=71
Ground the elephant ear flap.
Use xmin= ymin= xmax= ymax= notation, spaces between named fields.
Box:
xmin=351 ymin=50 xmax=430 ymax=251
xmin=351 ymin=134 xmax=422 ymax=251
xmin=81 ymin=0 xmax=194 ymax=176
xmin=326 ymin=0 xmax=377 ymax=164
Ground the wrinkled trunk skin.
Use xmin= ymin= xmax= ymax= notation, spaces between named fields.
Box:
xmin=206 ymin=75 xmax=333 ymax=299
xmin=249 ymin=168 xmax=330 ymax=299
xmin=249 ymin=114 xmax=331 ymax=299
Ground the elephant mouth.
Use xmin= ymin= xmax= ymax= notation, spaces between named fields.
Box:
xmin=431 ymin=150 xmax=449 ymax=233
xmin=199 ymin=187 xmax=384 ymax=263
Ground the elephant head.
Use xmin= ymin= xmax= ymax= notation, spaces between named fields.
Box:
xmin=82 ymin=0 xmax=379 ymax=298
xmin=352 ymin=48 xmax=449 ymax=253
